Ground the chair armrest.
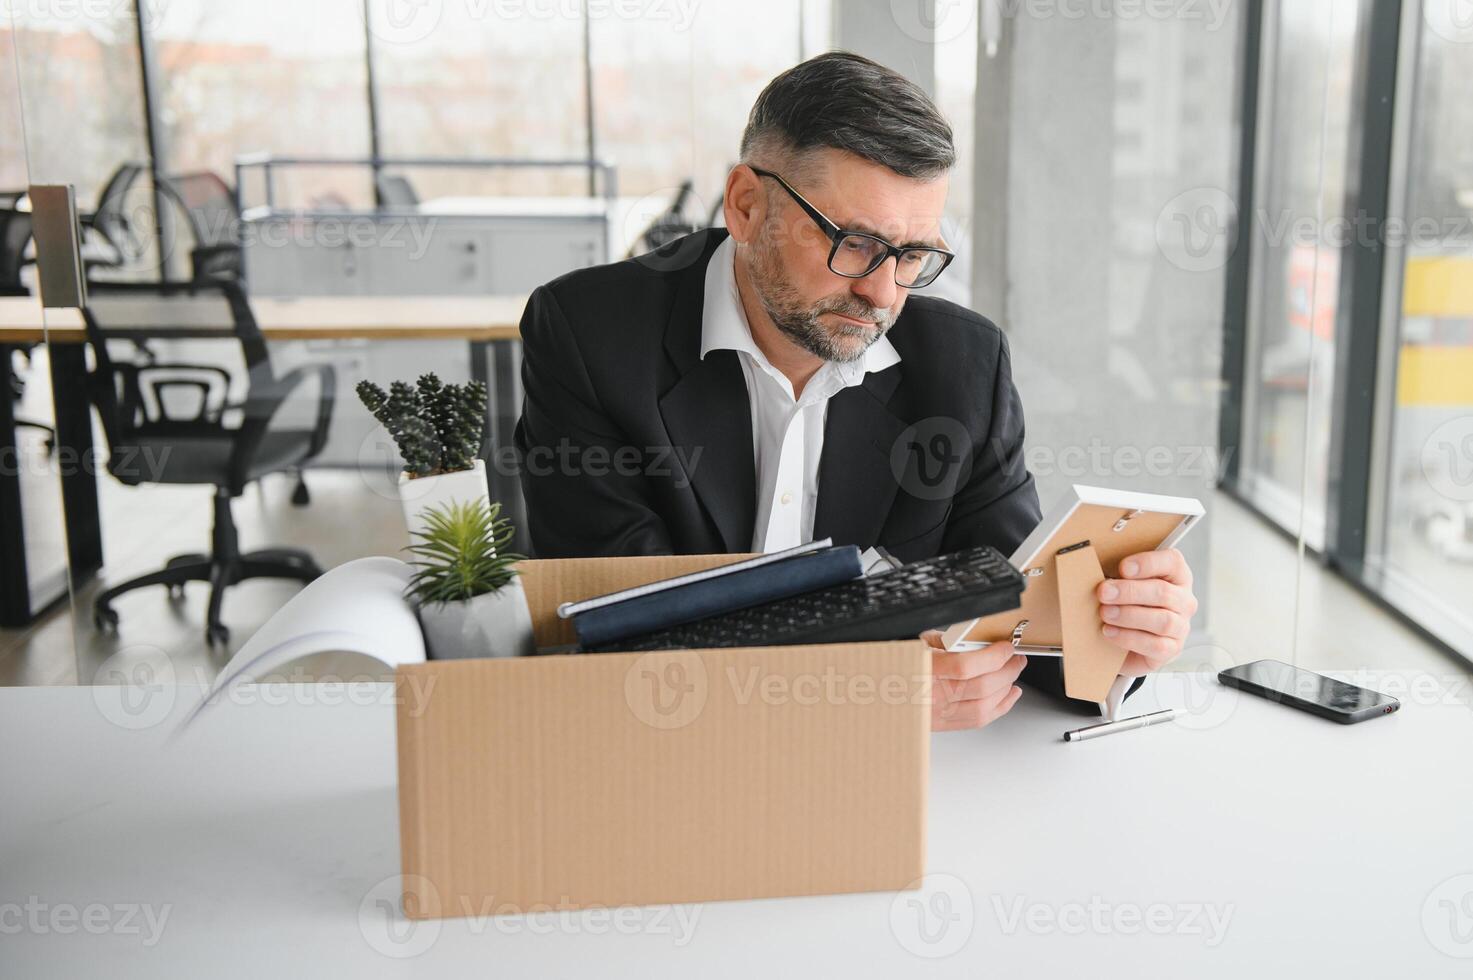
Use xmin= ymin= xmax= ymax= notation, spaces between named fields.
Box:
xmin=134 ymin=363 xmax=234 ymax=424
xmin=279 ymin=363 xmax=338 ymax=458
xmin=230 ymin=363 xmax=337 ymax=485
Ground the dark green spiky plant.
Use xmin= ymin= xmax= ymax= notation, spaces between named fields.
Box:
xmin=405 ymin=500 xmax=524 ymax=606
xmin=356 ymin=372 xmax=487 ymax=478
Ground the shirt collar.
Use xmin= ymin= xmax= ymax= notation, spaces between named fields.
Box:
xmin=700 ymin=235 xmax=901 ymax=380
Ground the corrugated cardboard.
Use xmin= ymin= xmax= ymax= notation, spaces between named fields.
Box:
xmin=395 ymin=554 xmax=930 ymax=919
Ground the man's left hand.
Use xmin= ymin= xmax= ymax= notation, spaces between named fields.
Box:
xmin=1096 ymin=548 xmax=1198 ymax=677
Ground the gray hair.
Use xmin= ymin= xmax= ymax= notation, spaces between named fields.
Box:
xmin=740 ymin=51 xmax=955 ymax=181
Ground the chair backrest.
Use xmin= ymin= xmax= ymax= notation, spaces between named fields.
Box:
xmin=91 ymin=163 xmax=146 ymax=256
xmin=0 ymin=208 xmax=33 ymax=296
xmin=81 ymin=280 xmax=270 ymax=451
xmin=162 ymin=171 xmax=239 ymax=248
xmin=376 ymin=173 xmax=420 ymax=209
xmin=95 ymin=163 xmax=145 ymax=214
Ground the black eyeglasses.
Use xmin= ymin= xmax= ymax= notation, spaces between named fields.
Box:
xmin=748 ymin=166 xmax=955 ymax=289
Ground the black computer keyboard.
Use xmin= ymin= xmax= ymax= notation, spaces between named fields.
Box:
xmin=584 ymin=545 xmax=1024 ymax=652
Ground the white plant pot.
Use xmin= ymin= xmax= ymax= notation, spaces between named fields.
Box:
xmin=417 ymin=578 xmax=536 ymax=660
xmin=398 ymin=459 xmax=491 ymax=541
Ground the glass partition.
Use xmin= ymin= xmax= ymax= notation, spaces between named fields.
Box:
xmin=9 ymin=9 xmax=1473 ymax=977
xmin=4 ymin=0 xmax=1463 ymax=708
xmin=1237 ymin=0 xmax=1367 ymax=550
xmin=1366 ymin=4 xmax=1473 ymax=659
xmin=1 ymin=10 xmax=94 ymax=684
xmin=963 ymin=0 xmax=1247 ymax=692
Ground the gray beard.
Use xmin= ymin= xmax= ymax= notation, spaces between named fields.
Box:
xmin=748 ymin=243 xmax=894 ymax=363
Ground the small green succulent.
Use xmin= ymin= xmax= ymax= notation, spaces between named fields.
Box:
xmin=405 ymin=500 xmax=524 ymax=606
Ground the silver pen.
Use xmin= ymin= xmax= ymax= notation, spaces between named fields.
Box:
xmin=1063 ymin=707 xmax=1179 ymax=742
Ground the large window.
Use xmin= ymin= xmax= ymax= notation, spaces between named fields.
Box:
xmin=1370 ymin=5 xmax=1473 ymax=656
xmin=152 ymin=0 xmax=373 ymax=209
xmin=2 ymin=9 xmax=148 ymax=209
xmin=1238 ymin=0 xmax=1367 ymax=548
xmin=370 ymin=1 xmax=587 ymax=199
xmin=1 ymin=24 xmax=29 ymax=191
xmin=589 ymin=1 xmax=817 ymax=254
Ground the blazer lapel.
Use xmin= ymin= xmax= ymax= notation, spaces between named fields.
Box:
xmin=657 ymin=230 xmax=756 ymax=553
xmin=813 ymin=366 xmax=906 ymax=548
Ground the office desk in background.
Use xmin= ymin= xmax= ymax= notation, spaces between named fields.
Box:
xmin=2 ymin=672 xmax=1470 ymax=977
xmin=0 ymin=295 xmax=526 ymax=626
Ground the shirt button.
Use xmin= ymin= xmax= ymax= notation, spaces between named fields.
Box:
xmin=780 ymin=491 xmax=793 ymax=505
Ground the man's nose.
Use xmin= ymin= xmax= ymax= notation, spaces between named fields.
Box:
xmin=849 ymin=256 xmax=900 ymax=312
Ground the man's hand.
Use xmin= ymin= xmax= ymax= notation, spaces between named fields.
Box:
xmin=922 ymin=629 xmax=1027 ymax=731
xmin=1096 ymin=548 xmax=1198 ymax=677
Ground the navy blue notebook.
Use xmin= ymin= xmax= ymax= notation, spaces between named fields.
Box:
xmin=571 ymin=545 xmax=865 ymax=649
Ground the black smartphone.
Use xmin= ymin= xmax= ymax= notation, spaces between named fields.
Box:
xmin=1217 ymin=659 xmax=1400 ymax=724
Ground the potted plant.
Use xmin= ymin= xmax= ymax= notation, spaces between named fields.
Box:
xmin=356 ymin=372 xmax=489 ymax=538
xmin=406 ymin=499 xmax=535 ymax=659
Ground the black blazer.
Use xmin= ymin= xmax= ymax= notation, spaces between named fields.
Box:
xmin=515 ymin=228 xmax=1043 ymax=562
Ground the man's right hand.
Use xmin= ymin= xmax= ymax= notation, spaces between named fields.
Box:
xmin=922 ymin=630 xmax=1027 ymax=731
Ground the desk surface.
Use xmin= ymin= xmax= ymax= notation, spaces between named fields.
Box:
xmin=0 ymin=294 xmax=526 ymax=344
xmin=3 ymin=672 xmax=1472 ymax=978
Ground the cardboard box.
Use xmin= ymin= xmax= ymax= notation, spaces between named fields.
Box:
xmin=395 ymin=554 xmax=930 ymax=919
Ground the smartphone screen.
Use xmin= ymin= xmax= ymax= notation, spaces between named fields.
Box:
xmin=1220 ymin=659 xmax=1398 ymax=719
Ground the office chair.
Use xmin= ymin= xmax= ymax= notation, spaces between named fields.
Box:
xmin=160 ymin=171 xmax=243 ymax=282
xmin=0 ymin=204 xmax=56 ymax=452
xmin=80 ymin=163 xmax=147 ymax=271
xmin=82 ymin=280 xmax=337 ymax=646
xmin=375 ymin=173 xmax=420 ymax=209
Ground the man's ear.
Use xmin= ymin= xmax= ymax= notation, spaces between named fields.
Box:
xmin=723 ymin=165 xmax=765 ymax=245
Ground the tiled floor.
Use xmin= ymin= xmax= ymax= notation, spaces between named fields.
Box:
xmin=1 ymin=470 xmax=1469 ymax=688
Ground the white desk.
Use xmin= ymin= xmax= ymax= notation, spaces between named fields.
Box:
xmin=3 ymin=672 xmax=1473 ymax=977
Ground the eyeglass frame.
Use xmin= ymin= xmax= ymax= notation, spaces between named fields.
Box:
xmin=746 ymin=165 xmax=956 ymax=289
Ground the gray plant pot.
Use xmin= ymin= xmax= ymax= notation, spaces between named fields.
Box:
xmin=417 ymin=579 xmax=536 ymax=660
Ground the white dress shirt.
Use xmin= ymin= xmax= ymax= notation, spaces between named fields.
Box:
xmin=700 ymin=236 xmax=901 ymax=553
